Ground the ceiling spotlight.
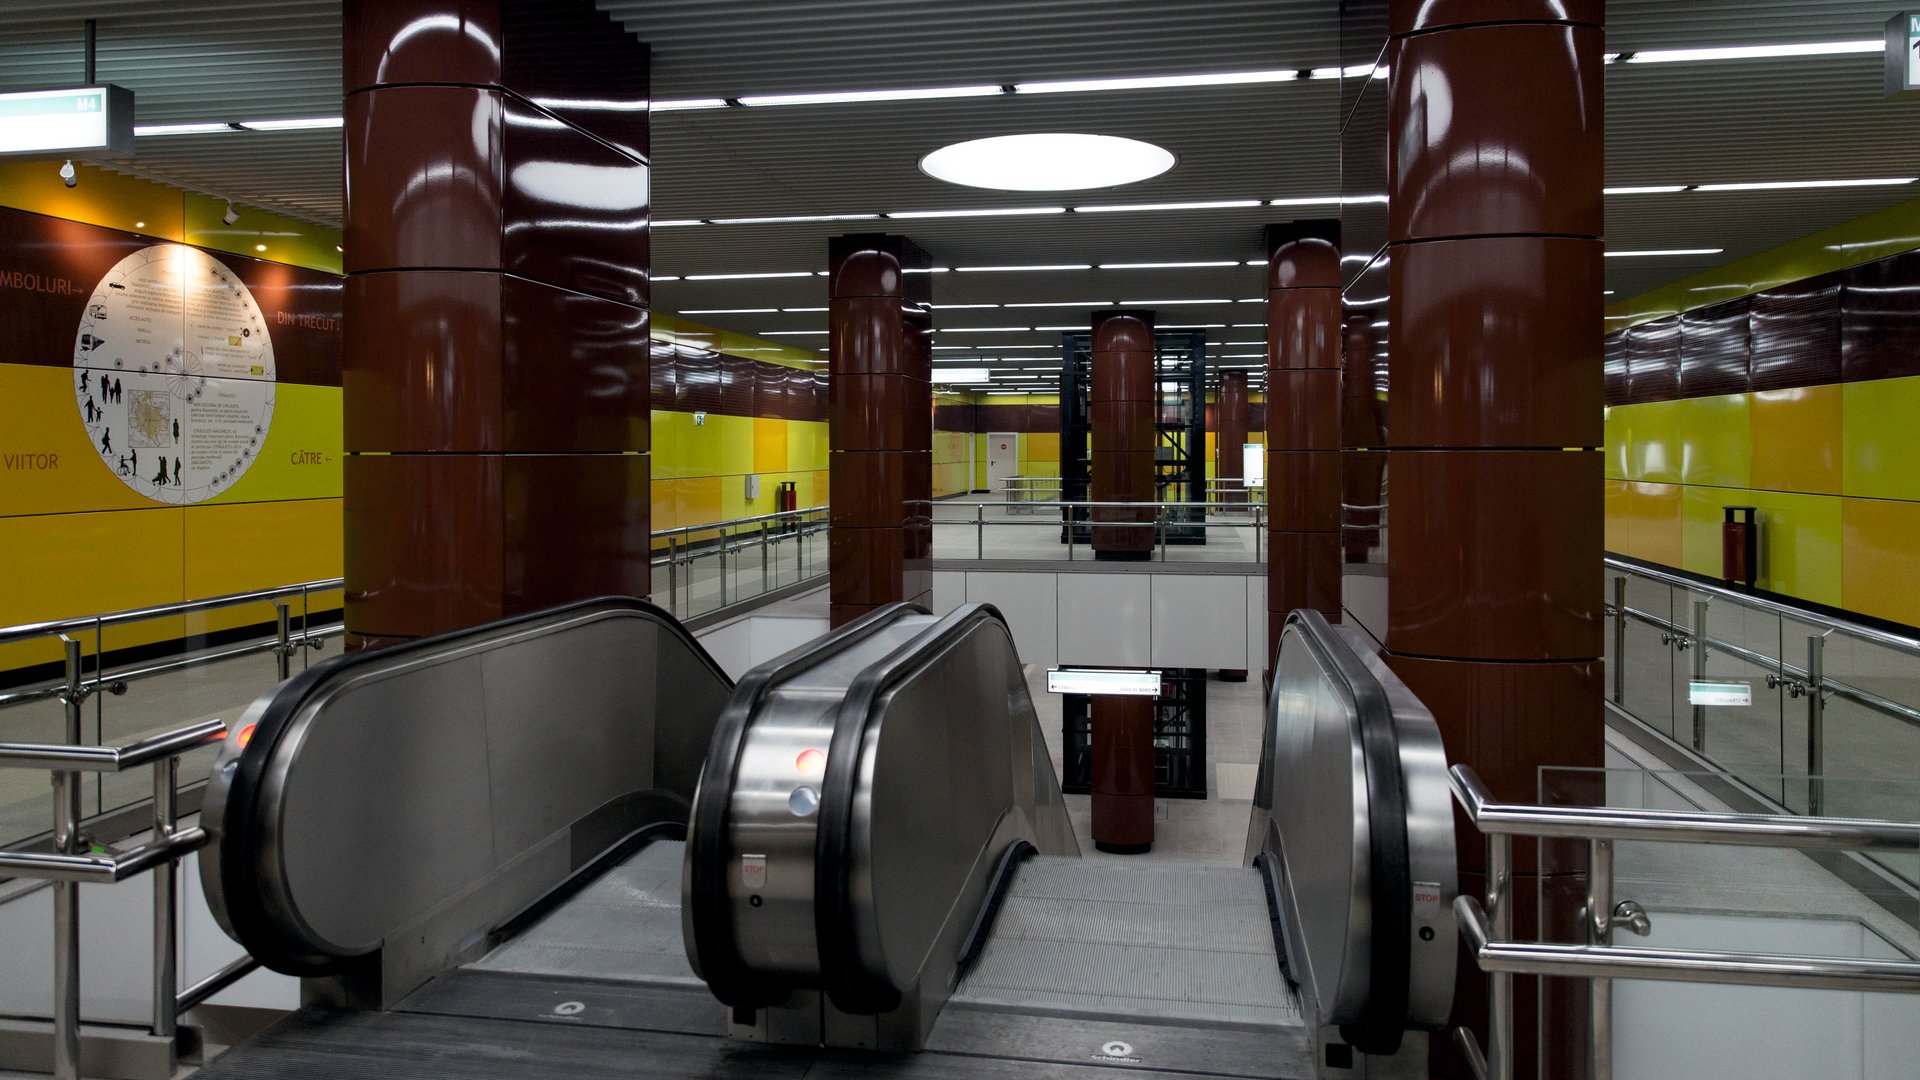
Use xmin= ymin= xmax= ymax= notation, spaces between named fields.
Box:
xmin=58 ymin=160 xmax=76 ymax=188
xmin=222 ymin=200 xmax=240 ymax=225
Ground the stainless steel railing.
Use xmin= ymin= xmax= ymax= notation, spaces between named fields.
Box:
xmin=651 ymin=505 xmax=830 ymax=618
xmin=1605 ymin=555 xmax=1920 ymax=819
xmin=1448 ymin=763 xmax=1920 ymax=1080
xmin=0 ymin=718 xmax=238 ymax=1080
xmin=934 ymin=499 xmax=1267 ymax=562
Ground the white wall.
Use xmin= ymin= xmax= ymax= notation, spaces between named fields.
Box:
xmin=940 ymin=567 xmax=1265 ymax=670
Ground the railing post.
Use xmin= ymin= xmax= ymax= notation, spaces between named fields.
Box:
xmin=52 ymin=635 xmax=83 ymax=1080
xmin=761 ymin=521 xmax=771 ymax=593
xmin=667 ymin=537 xmax=678 ymax=615
xmin=1487 ymin=831 xmax=1514 ymax=1080
xmin=976 ymin=503 xmax=984 ymax=560
xmin=796 ymin=515 xmax=806 ymax=580
xmin=1691 ymin=597 xmax=1709 ymax=753
xmin=718 ymin=530 xmax=728 ymax=608
xmin=1807 ymin=632 xmax=1827 ymax=816
xmin=1612 ymin=575 xmax=1627 ymax=704
xmin=273 ymin=600 xmax=292 ymax=681
xmin=1158 ymin=507 xmax=1168 ymax=562
xmin=152 ymin=754 xmax=179 ymax=1041
xmin=1589 ymin=837 xmax=1614 ymax=1080
xmin=1255 ymin=504 xmax=1264 ymax=564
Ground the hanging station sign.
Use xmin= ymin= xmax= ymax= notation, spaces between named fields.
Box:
xmin=1046 ymin=668 xmax=1161 ymax=697
xmin=1887 ymin=13 xmax=1920 ymax=98
xmin=0 ymin=86 xmax=134 ymax=158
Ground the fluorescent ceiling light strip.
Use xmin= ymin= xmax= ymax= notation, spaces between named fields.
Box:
xmin=887 ymin=206 xmax=1066 ymax=219
xmin=651 ymin=98 xmax=730 ymax=111
xmin=679 ymin=307 xmax=780 ymax=314
xmin=1624 ymin=40 xmax=1881 ymax=64
xmin=1074 ymin=200 xmax=1261 ymax=213
xmin=761 ymin=330 xmax=829 ymax=336
xmin=1268 ymin=195 xmax=1345 ymax=207
xmin=135 ymin=122 xmax=236 ymax=136
xmin=682 ymin=271 xmax=817 ymax=280
xmin=1013 ymin=69 xmax=1301 ymax=95
xmin=1004 ymin=300 xmax=1116 ymax=308
xmin=239 ymin=116 xmax=343 ymax=130
xmin=783 ymin=306 xmax=829 ymax=312
xmin=1099 ymin=261 xmax=1239 ymax=270
xmin=930 ymin=303 xmax=1001 ymax=310
xmin=1693 ymin=177 xmax=1915 ymax=192
xmin=653 ymin=219 xmax=705 ymax=227
xmin=709 ymin=213 xmax=881 ymax=224
xmin=954 ymin=264 xmax=1092 ymax=273
xmin=1120 ymin=299 xmax=1234 ymax=305
xmin=931 ymin=327 xmax=1034 ymax=333
xmin=1308 ymin=63 xmax=1385 ymax=80
xmin=1604 ymin=185 xmax=1688 ymax=195
xmin=1604 ymin=248 xmax=1724 ymax=257
xmin=739 ymin=84 xmax=1002 ymax=107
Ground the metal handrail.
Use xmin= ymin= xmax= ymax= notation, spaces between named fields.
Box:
xmin=0 ymin=579 xmax=343 ymax=648
xmin=1607 ymin=554 xmax=1920 ymax=659
xmin=1448 ymin=763 xmax=1920 ymax=1080
xmin=0 ymin=719 xmax=229 ymax=1080
xmin=650 ymin=504 xmax=829 ymax=540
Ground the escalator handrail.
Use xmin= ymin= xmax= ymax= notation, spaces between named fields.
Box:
xmin=212 ymin=595 xmax=725 ymax=975
xmin=813 ymin=602 xmax=1021 ymax=1014
xmin=686 ymin=601 xmax=930 ymax=1009
xmin=1281 ymin=608 xmax=1413 ymax=1054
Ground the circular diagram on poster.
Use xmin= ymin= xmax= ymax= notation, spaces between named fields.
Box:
xmin=73 ymin=244 xmax=276 ymax=505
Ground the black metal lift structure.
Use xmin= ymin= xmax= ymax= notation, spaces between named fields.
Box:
xmin=1058 ymin=330 xmax=1209 ymax=546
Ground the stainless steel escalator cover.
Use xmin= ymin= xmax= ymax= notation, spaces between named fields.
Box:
xmin=198 ymin=597 xmax=731 ymax=979
xmin=1249 ymin=609 xmax=1455 ymax=1040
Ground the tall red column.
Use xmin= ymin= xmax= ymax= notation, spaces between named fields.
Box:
xmin=1216 ymin=369 xmax=1248 ymax=505
xmin=1090 ymin=309 xmax=1156 ymax=561
xmin=1265 ymin=222 xmax=1343 ymax=680
xmin=827 ymin=234 xmax=932 ymax=627
xmin=1374 ymin=4 xmax=1606 ymax=1075
xmin=341 ymin=0 xmax=652 ymax=647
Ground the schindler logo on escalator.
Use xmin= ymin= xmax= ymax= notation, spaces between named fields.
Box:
xmin=543 ymin=1000 xmax=588 ymax=1023
xmin=1092 ymin=1039 xmax=1142 ymax=1064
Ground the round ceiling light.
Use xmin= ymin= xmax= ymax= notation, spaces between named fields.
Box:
xmin=920 ymin=133 xmax=1176 ymax=191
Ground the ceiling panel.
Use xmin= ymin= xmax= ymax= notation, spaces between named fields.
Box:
xmin=0 ymin=0 xmax=1912 ymax=354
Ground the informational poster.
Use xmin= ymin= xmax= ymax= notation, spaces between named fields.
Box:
xmin=71 ymin=244 xmax=277 ymax=504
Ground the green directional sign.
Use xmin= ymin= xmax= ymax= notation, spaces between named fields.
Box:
xmin=0 ymin=85 xmax=134 ymax=158
xmin=1887 ymin=13 xmax=1920 ymax=98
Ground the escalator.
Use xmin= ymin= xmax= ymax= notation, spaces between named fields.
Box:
xmin=190 ymin=598 xmax=1455 ymax=1079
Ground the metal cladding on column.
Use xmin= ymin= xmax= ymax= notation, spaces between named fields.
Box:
xmin=1265 ymin=222 xmax=1343 ymax=679
xmin=1090 ymin=693 xmax=1154 ymax=853
xmin=828 ymin=233 xmax=933 ymax=628
xmin=1089 ymin=309 xmax=1156 ymax=560
xmin=1216 ymin=369 xmax=1248 ymax=506
xmin=341 ymin=0 xmax=651 ymax=647
xmin=1367 ymin=3 xmax=1606 ymax=1075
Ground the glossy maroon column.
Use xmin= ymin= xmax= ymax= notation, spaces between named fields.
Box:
xmin=1369 ymin=4 xmax=1607 ymax=1076
xmin=1216 ymin=369 xmax=1248 ymax=505
xmin=1265 ymin=222 xmax=1343 ymax=680
xmin=1090 ymin=310 xmax=1156 ymax=560
xmin=341 ymin=0 xmax=652 ymax=647
xmin=1091 ymin=693 xmax=1154 ymax=853
xmin=828 ymin=233 xmax=933 ymax=627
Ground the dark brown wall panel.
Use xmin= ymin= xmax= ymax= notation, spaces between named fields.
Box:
xmin=1624 ymin=319 xmax=1680 ymax=404
xmin=1678 ymin=297 xmax=1752 ymax=400
xmin=1843 ymin=250 xmax=1920 ymax=383
xmin=1751 ymin=276 xmax=1841 ymax=391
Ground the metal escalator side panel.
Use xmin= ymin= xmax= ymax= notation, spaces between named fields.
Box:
xmin=815 ymin=603 xmax=1078 ymax=1016
xmin=200 ymin=597 xmax=730 ymax=988
xmin=682 ymin=602 xmax=929 ymax=1009
xmin=1248 ymin=608 xmax=1433 ymax=1056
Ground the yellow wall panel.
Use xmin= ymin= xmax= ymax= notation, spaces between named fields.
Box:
xmin=1620 ymin=400 xmax=1684 ymax=484
xmin=1680 ymin=487 xmax=1842 ymax=605
xmin=209 ymin=384 xmax=344 ymax=504
xmin=0 ymin=364 xmax=157 ymax=517
xmin=1676 ymin=394 xmax=1752 ymax=490
xmin=1749 ymin=385 xmax=1841 ymax=496
xmin=1624 ymin=482 xmax=1684 ymax=568
xmin=1602 ymin=407 xmax=1630 ymax=481
xmin=752 ymin=417 xmax=788 ymax=473
xmin=181 ymin=498 xmax=344 ymax=636
xmin=1843 ymin=376 xmax=1920 ymax=502
xmin=0 ymin=160 xmax=186 ymax=242
xmin=0 ymin=508 xmax=187 ymax=669
xmin=1604 ymin=478 xmax=1629 ymax=552
xmin=1843 ymin=498 xmax=1920 ymax=627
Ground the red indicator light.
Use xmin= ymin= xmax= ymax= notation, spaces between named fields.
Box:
xmin=795 ymin=748 xmax=825 ymax=775
xmin=236 ymin=723 xmax=256 ymax=748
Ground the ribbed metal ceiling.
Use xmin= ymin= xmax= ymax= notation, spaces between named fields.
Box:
xmin=0 ymin=1 xmax=1913 ymax=375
